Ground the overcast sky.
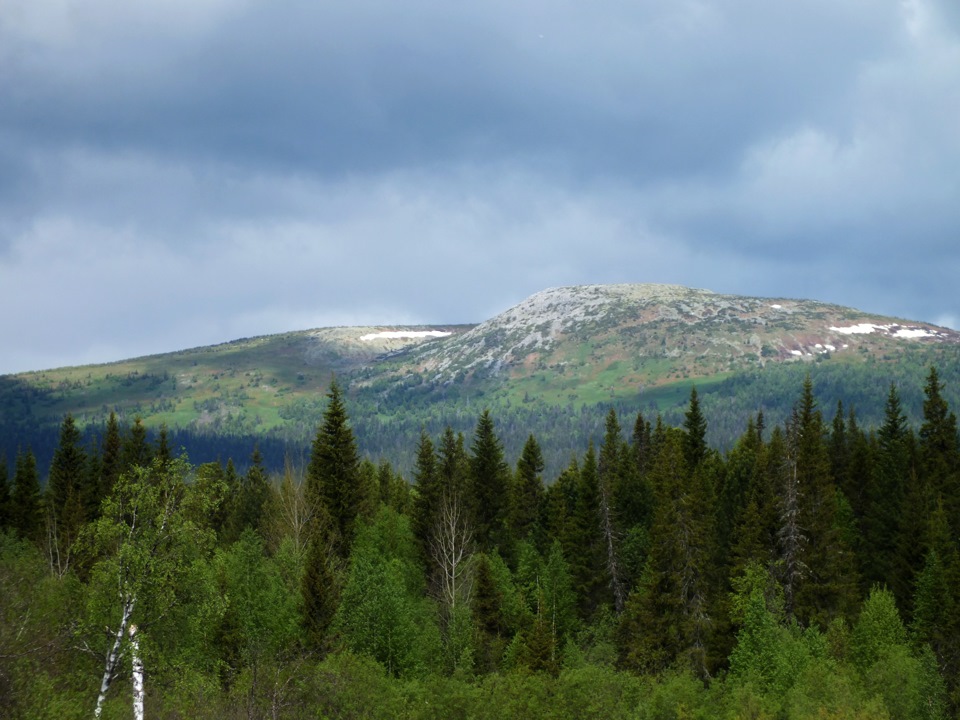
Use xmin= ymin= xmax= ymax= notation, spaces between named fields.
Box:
xmin=1 ymin=0 xmax=958 ymax=375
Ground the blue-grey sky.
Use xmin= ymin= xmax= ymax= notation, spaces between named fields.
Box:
xmin=1 ymin=0 xmax=958 ymax=375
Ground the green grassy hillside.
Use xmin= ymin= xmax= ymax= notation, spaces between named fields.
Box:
xmin=3 ymin=284 xmax=959 ymax=477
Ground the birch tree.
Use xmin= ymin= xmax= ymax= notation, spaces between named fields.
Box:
xmin=79 ymin=456 xmax=218 ymax=718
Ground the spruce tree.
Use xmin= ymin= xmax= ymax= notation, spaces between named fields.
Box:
xmin=683 ymin=386 xmax=708 ymax=469
xmin=910 ymin=500 xmax=960 ymax=700
xmin=11 ymin=449 xmax=42 ymax=542
xmin=301 ymin=513 xmax=341 ymax=650
xmin=619 ymin=428 xmax=713 ymax=677
xmin=617 ymin=412 xmax=654 ymax=531
xmin=228 ymin=446 xmax=270 ymax=540
xmin=597 ymin=410 xmax=627 ymax=612
xmin=862 ymin=385 xmax=909 ymax=596
xmin=790 ymin=377 xmax=859 ymax=627
xmin=306 ymin=378 xmax=362 ymax=556
xmin=919 ymin=366 xmax=960 ymax=533
xmin=47 ymin=414 xmax=88 ymax=524
xmin=122 ymin=417 xmax=152 ymax=472
xmin=472 ymin=553 xmax=507 ymax=673
xmin=468 ymin=410 xmax=510 ymax=554
xmin=100 ymin=412 xmax=123 ymax=500
xmin=728 ymin=422 xmax=781 ymax=575
xmin=411 ymin=430 xmax=441 ymax=560
xmin=154 ymin=424 xmax=173 ymax=469
xmin=510 ymin=434 xmax=545 ymax=544
xmin=719 ymin=417 xmax=762 ymax=565
xmin=47 ymin=414 xmax=90 ymax=573
xmin=569 ymin=442 xmax=609 ymax=619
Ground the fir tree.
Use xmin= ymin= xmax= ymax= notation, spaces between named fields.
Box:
xmin=862 ymin=385 xmax=909 ymax=595
xmin=510 ymin=434 xmax=545 ymax=544
xmin=228 ymin=446 xmax=270 ymax=539
xmin=616 ymin=412 xmax=654 ymax=531
xmin=791 ymin=377 xmax=859 ymax=628
xmin=597 ymin=410 xmax=626 ymax=613
xmin=472 ymin=553 xmax=507 ymax=673
xmin=910 ymin=500 xmax=960 ymax=701
xmin=11 ymin=449 xmax=42 ymax=543
xmin=619 ymin=428 xmax=713 ymax=677
xmin=683 ymin=386 xmax=708 ymax=469
xmin=306 ymin=378 xmax=362 ymax=556
xmin=122 ymin=417 xmax=153 ymax=472
xmin=438 ymin=426 xmax=469 ymax=498
xmin=411 ymin=430 xmax=441 ymax=560
xmin=919 ymin=366 xmax=960 ymax=534
xmin=47 ymin=414 xmax=88 ymax=524
xmin=468 ymin=410 xmax=510 ymax=554
xmin=569 ymin=442 xmax=609 ymax=619
xmin=299 ymin=509 xmax=339 ymax=652
xmin=99 ymin=412 xmax=123 ymax=500
xmin=154 ymin=424 xmax=173 ymax=469
xmin=46 ymin=414 xmax=89 ymax=574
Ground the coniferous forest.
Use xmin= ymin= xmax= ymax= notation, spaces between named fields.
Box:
xmin=2 ymin=369 xmax=959 ymax=719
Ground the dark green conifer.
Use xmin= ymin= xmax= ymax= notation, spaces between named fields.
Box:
xmin=468 ymin=410 xmax=510 ymax=554
xmin=790 ymin=377 xmax=859 ymax=628
xmin=99 ymin=412 xmax=123 ymax=499
xmin=438 ymin=426 xmax=469 ymax=497
xmin=919 ymin=366 xmax=960 ymax=533
xmin=544 ymin=456 xmax=578 ymax=561
xmin=472 ymin=553 xmax=507 ymax=673
xmin=617 ymin=412 xmax=654 ymax=531
xmin=510 ymin=434 xmax=545 ymax=544
xmin=569 ymin=442 xmax=609 ymax=619
xmin=46 ymin=414 xmax=90 ymax=570
xmin=47 ymin=414 xmax=88 ymax=522
xmin=306 ymin=378 xmax=362 ymax=556
xmin=597 ymin=410 xmax=627 ymax=612
xmin=154 ymin=423 xmax=173 ymax=469
xmin=122 ymin=416 xmax=152 ymax=471
xmin=618 ymin=428 xmax=713 ymax=677
xmin=228 ymin=446 xmax=270 ymax=539
xmin=910 ymin=500 xmax=960 ymax=698
xmin=301 ymin=512 xmax=341 ymax=650
xmin=683 ymin=386 xmax=708 ymax=469
xmin=11 ymin=449 xmax=42 ymax=542
xmin=411 ymin=430 xmax=441 ymax=559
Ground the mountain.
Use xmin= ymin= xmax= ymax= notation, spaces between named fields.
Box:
xmin=3 ymin=283 xmax=959 ymax=476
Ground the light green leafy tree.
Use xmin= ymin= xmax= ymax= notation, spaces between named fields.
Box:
xmin=331 ymin=507 xmax=441 ymax=677
xmin=78 ymin=457 xmax=221 ymax=718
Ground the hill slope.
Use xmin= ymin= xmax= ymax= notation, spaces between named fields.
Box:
xmin=3 ymin=284 xmax=959 ymax=476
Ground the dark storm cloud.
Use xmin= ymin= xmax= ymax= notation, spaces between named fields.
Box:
xmin=0 ymin=0 xmax=958 ymax=373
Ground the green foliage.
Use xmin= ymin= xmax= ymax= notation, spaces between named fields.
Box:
xmin=216 ymin=529 xmax=301 ymax=680
xmin=1 ymin=367 xmax=959 ymax=717
xmin=332 ymin=507 xmax=441 ymax=677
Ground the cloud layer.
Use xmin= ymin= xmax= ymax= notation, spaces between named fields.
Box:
xmin=1 ymin=0 xmax=958 ymax=373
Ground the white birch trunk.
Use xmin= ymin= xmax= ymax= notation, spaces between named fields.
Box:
xmin=95 ymin=597 xmax=135 ymax=718
xmin=130 ymin=624 xmax=144 ymax=720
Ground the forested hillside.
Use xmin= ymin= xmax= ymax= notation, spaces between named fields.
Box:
xmin=4 ymin=284 xmax=960 ymax=484
xmin=2 ymin=369 xmax=959 ymax=718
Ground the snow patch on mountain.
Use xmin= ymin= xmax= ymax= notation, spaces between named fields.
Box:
xmin=830 ymin=323 xmax=939 ymax=339
xmin=360 ymin=330 xmax=452 ymax=342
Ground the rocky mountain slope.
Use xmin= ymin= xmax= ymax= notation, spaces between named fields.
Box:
xmin=3 ymin=284 xmax=958 ymax=469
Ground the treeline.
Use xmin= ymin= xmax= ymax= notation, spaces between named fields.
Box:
xmin=1 ymin=370 xmax=959 ymax=718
